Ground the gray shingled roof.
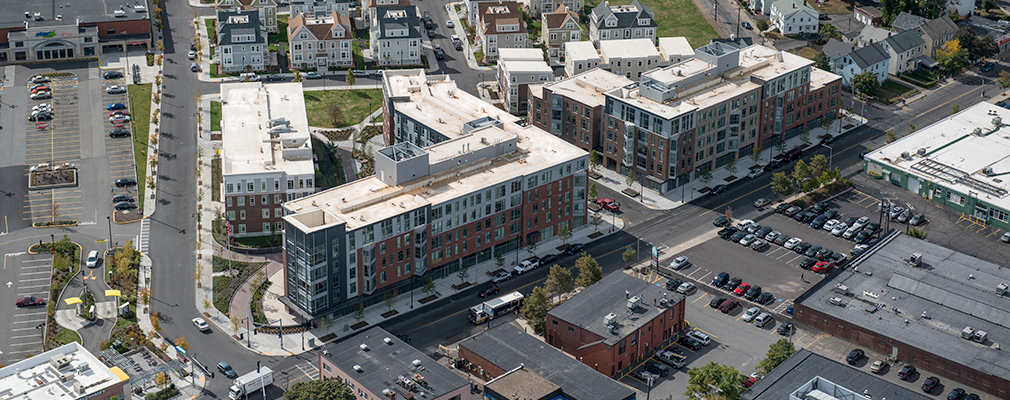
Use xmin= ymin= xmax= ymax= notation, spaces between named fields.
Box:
xmin=743 ymin=350 xmax=933 ymax=400
xmin=822 ymin=38 xmax=852 ymax=60
xmin=917 ymin=16 xmax=957 ymax=41
xmin=795 ymin=233 xmax=1010 ymax=384
xmin=217 ymin=9 xmax=265 ymax=46
xmin=460 ymin=323 xmax=636 ymax=400
xmin=857 ymin=24 xmax=890 ymax=46
xmin=849 ymin=42 xmax=888 ymax=69
xmin=547 ymin=271 xmax=684 ymax=346
xmin=321 ymin=327 xmax=469 ymax=398
xmin=376 ymin=5 xmax=421 ymax=40
xmin=591 ymin=0 xmax=656 ymax=29
xmin=885 ymin=30 xmax=926 ymax=54
xmin=891 ymin=11 xmax=927 ymax=31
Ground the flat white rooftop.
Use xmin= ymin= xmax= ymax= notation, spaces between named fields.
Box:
xmin=658 ymin=36 xmax=692 ymax=57
xmin=0 ymin=342 xmax=128 ymax=399
xmin=529 ymin=68 xmax=633 ymax=107
xmin=284 ymin=70 xmax=586 ymax=232
xmin=599 ymin=38 xmax=660 ymax=60
xmin=866 ymin=102 xmax=1010 ymax=209
xmin=498 ymin=48 xmax=545 ymax=62
xmin=564 ymin=41 xmax=600 ymax=62
xmin=502 ymin=59 xmax=554 ymax=74
xmin=220 ymin=82 xmax=314 ymax=177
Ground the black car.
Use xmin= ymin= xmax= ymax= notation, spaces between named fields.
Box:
xmin=563 ymin=243 xmax=585 ymax=255
xmin=824 ymin=209 xmax=840 ymax=219
xmin=922 ymin=376 xmax=940 ymax=392
xmin=947 ymin=388 xmax=966 ymax=400
xmin=755 ymin=226 xmax=773 ymax=238
xmin=777 ymin=322 xmax=794 ymax=335
xmin=265 ymin=75 xmax=286 ymax=81
xmin=810 ymin=202 xmax=828 ymax=214
xmin=854 ymin=230 xmax=872 ymax=243
xmin=793 ymin=242 xmax=812 ymax=254
xmin=711 ymin=272 xmax=729 ymax=287
xmin=115 ymin=178 xmax=137 ymax=187
xmin=763 ymin=159 xmax=783 ymax=171
xmin=102 ymin=71 xmax=124 ymax=79
xmin=396 ymin=334 xmax=412 ymax=343
xmin=478 ymin=284 xmax=500 ymax=298
xmin=217 ymin=362 xmax=237 ymax=379
xmin=810 ymin=215 xmax=829 ymax=229
xmin=730 ymin=231 xmax=748 ymax=242
xmin=815 ymin=247 xmax=834 ymax=260
xmin=109 ymin=129 xmax=130 ymax=138
xmin=665 ymin=278 xmax=683 ymax=291
xmin=434 ymin=46 xmax=446 ymax=59
xmin=804 ymin=245 xmax=823 ymax=257
xmin=679 ymin=336 xmax=703 ymax=351
xmin=427 ymin=28 xmax=436 ymax=38
xmin=775 ymin=203 xmax=791 ymax=213
xmin=709 ymin=296 xmax=727 ymax=308
xmin=819 ymin=136 xmax=834 ymax=146
xmin=644 ymin=361 xmax=670 ymax=376
xmin=718 ymin=226 xmax=739 ymax=238
xmin=799 ymin=257 xmax=817 ymax=269
xmin=756 ymin=292 xmax=774 ymax=305
xmin=539 ymin=253 xmax=557 ymax=265
xmin=722 ymin=277 xmax=742 ymax=291
xmin=964 ymin=394 xmax=980 ymax=400
xmin=744 ymin=285 xmax=762 ymax=300
xmin=846 ymin=349 xmax=864 ymax=365
xmin=709 ymin=184 xmax=728 ymax=195
xmin=115 ymin=201 xmax=137 ymax=210
xmin=112 ymin=194 xmax=134 ymax=203
xmin=801 ymin=212 xmax=818 ymax=223
xmin=713 ymin=216 xmax=729 ymax=226
xmin=773 ymin=234 xmax=791 ymax=246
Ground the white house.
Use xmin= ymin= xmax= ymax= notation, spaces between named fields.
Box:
xmin=822 ymin=39 xmax=889 ymax=87
xmin=880 ymin=30 xmax=928 ymax=74
xmin=769 ymin=0 xmax=818 ymax=35
xmin=564 ymin=41 xmax=601 ymax=77
xmin=289 ymin=0 xmax=356 ymax=19
xmin=599 ymin=38 xmax=663 ymax=79
xmin=658 ymin=36 xmax=692 ymax=64
xmin=216 ymin=0 xmax=279 ymax=33
xmin=287 ymin=11 xmax=355 ymax=70
xmin=478 ymin=1 xmax=529 ymax=61
xmin=217 ymin=9 xmax=269 ymax=72
xmin=370 ymin=5 xmax=422 ymax=66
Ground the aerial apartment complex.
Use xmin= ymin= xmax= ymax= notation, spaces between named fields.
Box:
xmin=280 ymin=70 xmax=588 ymax=318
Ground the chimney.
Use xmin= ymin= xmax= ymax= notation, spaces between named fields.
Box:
xmin=888 ymin=31 xmax=892 ymax=36
xmin=792 ymin=2 xmax=796 ymax=8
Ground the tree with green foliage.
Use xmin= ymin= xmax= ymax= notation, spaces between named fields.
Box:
xmin=558 ymin=225 xmax=572 ymax=245
xmin=775 ymin=140 xmax=786 ymax=157
xmin=456 ymin=264 xmax=469 ymax=285
xmin=885 ymin=129 xmax=897 ymax=143
xmin=771 ymin=172 xmax=794 ymax=197
xmin=383 ymin=292 xmax=395 ymax=312
xmin=520 ymin=286 xmax=552 ymax=334
xmin=622 ymin=246 xmax=636 ymax=267
xmin=755 ymin=19 xmax=770 ymax=31
xmin=758 ymin=339 xmax=797 ymax=375
xmin=809 ymin=154 xmax=828 ymax=178
xmin=574 ymin=253 xmax=602 ymax=287
xmin=977 ymin=34 xmax=999 ymax=60
xmin=589 ymin=150 xmax=601 ymax=174
xmin=625 ymin=168 xmax=637 ymax=190
xmin=684 ymin=362 xmax=748 ymax=400
xmin=725 ymin=157 xmax=737 ymax=176
xmin=998 ymin=70 xmax=1010 ymax=90
xmin=750 ymin=146 xmax=762 ymax=165
xmin=952 ymin=104 xmax=961 ymax=114
xmin=544 ymin=264 xmax=573 ymax=301
xmin=345 ymin=70 xmax=355 ymax=87
xmin=851 ymin=71 xmax=880 ymax=97
xmin=879 ymin=0 xmax=899 ymax=24
xmin=422 ymin=277 xmax=436 ymax=295
xmin=983 ymin=0 xmax=997 ymax=11
xmin=935 ymin=39 xmax=969 ymax=73
xmin=588 ymin=183 xmax=598 ymax=201
xmin=284 ymin=378 xmax=355 ymax=400
xmin=819 ymin=23 xmax=841 ymax=40
xmin=590 ymin=211 xmax=603 ymax=232
xmin=792 ymin=160 xmax=810 ymax=186
xmin=698 ymin=169 xmax=713 ymax=187
xmin=908 ymin=226 xmax=928 ymax=239
xmin=812 ymin=51 xmax=830 ymax=71
xmin=800 ymin=125 xmax=810 ymax=143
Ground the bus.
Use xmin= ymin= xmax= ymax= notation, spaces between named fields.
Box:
xmin=468 ymin=291 xmax=524 ymax=324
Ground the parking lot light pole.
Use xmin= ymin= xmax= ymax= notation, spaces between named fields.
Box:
xmin=106 ymin=216 xmax=112 ymax=252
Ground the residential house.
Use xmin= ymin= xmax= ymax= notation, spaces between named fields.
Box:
xmin=370 ymin=5 xmax=422 ymax=66
xmin=823 ymin=39 xmax=889 ymax=87
xmin=856 ymin=24 xmax=890 ymax=48
xmin=914 ymin=16 xmax=958 ymax=57
xmin=216 ymin=9 xmax=269 ymax=72
xmin=216 ymin=0 xmax=279 ymax=33
xmin=497 ymin=49 xmax=552 ymax=114
xmin=364 ymin=0 xmax=412 ymax=27
xmin=658 ymin=36 xmax=693 ymax=63
xmin=853 ymin=6 xmax=883 ymax=27
xmin=290 ymin=0 xmax=356 ymax=19
xmin=769 ymin=0 xmax=818 ymax=35
xmin=889 ymin=11 xmax=927 ymax=32
xmin=478 ymin=1 xmax=529 ymax=61
xmin=589 ymin=0 xmax=657 ymax=45
xmin=599 ymin=38 xmax=663 ymax=79
xmin=287 ymin=11 xmax=354 ymax=70
xmin=564 ymin=41 xmax=602 ymax=77
xmin=523 ymin=0 xmax=584 ymax=20
xmin=528 ymin=68 xmax=633 ymax=152
xmin=542 ymin=5 xmax=582 ymax=61
xmin=880 ymin=30 xmax=928 ymax=74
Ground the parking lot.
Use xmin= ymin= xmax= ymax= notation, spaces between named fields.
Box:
xmin=99 ymin=68 xmax=143 ymax=216
xmin=0 ymin=254 xmax=55 ymax=359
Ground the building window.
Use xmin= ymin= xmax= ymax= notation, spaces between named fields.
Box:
xmin=618 ymin=340 xmax=626 ymax=354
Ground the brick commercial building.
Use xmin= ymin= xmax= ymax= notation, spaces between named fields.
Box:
xmin=280 ymin=70 xmax=587 ymax=319
xmin=221 ymin=82 xmax=315 ymax=238
xmin=458 ymin=323 xmax=635 ymax=400
xmin=546 ymin=272 xmax=685 ymax=377
xmin=601 ymin=42 xmax=841 ymax=193
xmin=0 ymin=0 xmax=152 ymax=64
xmin=794 ymin=233 xmax=1010 ymax=398
xmin=528 ymin=68 xmax=633 ymax=153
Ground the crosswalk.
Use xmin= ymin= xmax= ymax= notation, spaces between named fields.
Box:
xmin=138 ymin=218 xmax=150 ymax=254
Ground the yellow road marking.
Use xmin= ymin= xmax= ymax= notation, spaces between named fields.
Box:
xmin=805 ymin=333 xmax=826 ymax=349
xmin=692 ymin=293 xmax=708 ymax=303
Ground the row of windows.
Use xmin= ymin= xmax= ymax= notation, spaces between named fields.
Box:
xmin=226 ymin=178 xmax=312 ymax=194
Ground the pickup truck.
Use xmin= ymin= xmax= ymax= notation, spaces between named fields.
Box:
xmin=655 ymin=349 xmax=687 ymax=368
xmin=513 ymin=257 xmax=539 ymax=274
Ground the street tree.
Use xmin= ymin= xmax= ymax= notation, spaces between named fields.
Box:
xmin=457 ymin=265 xmax=469 ymax=285
xmin=588 ymin=183 xmax=598 ymax=201
xmin=283 ymin=378 xmax=355 ymax=400
xmin=774 ymin=140 xmax=786 ymax=157
xmin=520 ymin=286 xmax=552 ymax=335
xmin=935 ymin=39 xmax=969 ymax=73
xmin=820 ymin=116 xmax=833 ymax=132
xmin=851 ymin=71 xmax=880 ymax=98
xmin=977 ymin=34 xmax=999 ymax=60
xmin=383 ymin=292 xmax=395 ymax=312
xmin=885 ymin=129 xmax=897 ymax=143
xmin=684 ymin=362 xmax=748 ymax=400
xmin=750 ymin=146 xmax=762 ymax=165
xmin=622 ymin=246 xmax=636 ymax=268
xmin=758 ymin=338 xmax=797 ymax=375
xmin=755 ymin=19 xmax=770 ymax=31
xmin=952 ymin=104 xmax=961 ymax=114
xmin=544 ymin=265 xmax=573 ymax=301
xmin=174 ymin=335 xmax=190 ymax=351
xmin=589 ymin=150 xmax=601 ymax=174
xmin=574 ymin=253 xmax=602 ymax=287
xmin=558 ymin=226 xmax=572 ymax=245
xmin=800 ymin=125 xmax=810 ymax=143
xmin=698 ymin=169 xmax=713 ymax=188
xmin=792 ymin=160 xmax=810 ymax=186
xmin=819 ymin=23 xmax=841 ymax=39
xmin=590 ymin=212 xmax=603 ymax=232
xmin=809 ymin=154 xmax=828 ymax=178
xmin=526 ymin=241 xmax=538 ymax=258
xmin=908 ymin=123 xmax=916 ymax=134
xmin=771 ymin=172 xmax=794 ymax=197
xmin=625 ymin=168 xmax=637 ymax=190
xmin=725 ymin=157 xmax=737 ymax=176
xmin=998 ymin=70 xmax=1010 ymax=90
xmin=345 ymin=70 xmax=355 ymax=87
xmin=422 ymin=277 xmax=435 ymax=295
xmin=812 ymin=51 xmax=829 ymax=71
xmin=908 ymin=226 xmax=928 ymax=239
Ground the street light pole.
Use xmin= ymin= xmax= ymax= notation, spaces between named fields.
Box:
xmin=820 ymin=143 xmax=833 ymax=168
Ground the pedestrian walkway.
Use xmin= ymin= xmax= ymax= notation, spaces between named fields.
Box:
xmin=591 ymin=111 xmax=867 ymax=210
xmin=98 ymin=50 xmax=162 ymax=84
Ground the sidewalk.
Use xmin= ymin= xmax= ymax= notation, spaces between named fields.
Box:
xmin=591 ymin=111 xmax=867 ymax=211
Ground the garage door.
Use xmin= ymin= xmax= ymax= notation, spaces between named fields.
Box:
xmin=907 ymin=176 xmax=920 ymax=194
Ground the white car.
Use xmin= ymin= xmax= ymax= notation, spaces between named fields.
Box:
xmin=677 ymin=282 xmax=696 ymax=294
xmin=737 ymin=219 xmax=754 ymax=229
xmin=742 ymin=306 xmax=760 ymax=322
xmin=30 ymin=91 xmax=52 ymax=100
xmin=747 ymin=169 xmax=765 ymax=179
xmin=1003 ymin=232 xmax=1010 ymax=243
xmin=822 ymin=219 xmax=839 ymax=231
xmin=188 ymin=50 xmax=197 ymax=60
xmin=739 ymin=234 xmax=757 ymax=246
xmin=655 ymin=349 xmax=687 ymax=368
xmin=85 ymin=251 xmax=99 ymax=268
xmin=446 ymin=19 xmax=454 ymax=28
xmin=754 ymin=312 xmax=773 ymax=327
xmin=764 ymin=231 xmax=780 ymax=242
xmin=110 ymin=115 xmax=131 ymax=122
xmin=33 ymin=104 xmax=52 ymax=112
xmin=192 ymin=317 xmax=210 ymax=332
xmin=784 ymin=237 xmax=803 ymax=249
xmin=106 ymin=85 xmax=126 ymax=94
xmin=831 ymin=222 xmax=848 ymax=236
xmin=687 ymin=330 xmax=711 ymax=346
xmin=669 ymin=256 xmax=690 ymax=270
xmin=842 ymin=224 xmax=861 ymax=239
xmin=491 ymin=270 xmax=512 ymax=283
xmin=853 ymin=216 xmax=870 ymax=229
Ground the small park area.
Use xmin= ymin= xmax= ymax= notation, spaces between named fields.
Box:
xmin=303 ymin=89 xmax=383 ymax=128
xmin=611 ymin=0 xmax=719 ymax=48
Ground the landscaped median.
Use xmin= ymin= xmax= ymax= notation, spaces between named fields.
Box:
xmin=128 ymin=83 xmax=153 ymax=209
xmin=27 ymin=236 xmax=80 ymax=351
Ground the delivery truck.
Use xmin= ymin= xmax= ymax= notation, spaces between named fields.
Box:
xmin=229 ymin=366 xmax=273 ymax=399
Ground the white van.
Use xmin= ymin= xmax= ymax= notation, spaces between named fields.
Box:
xmin=239 ymin=72 xmax=261 ymax=82
xmin=754 ymin=313 xmax=773 ymax=327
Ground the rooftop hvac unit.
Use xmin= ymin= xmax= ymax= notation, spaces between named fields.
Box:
xmin=984 ymin=167 xmax=994 ymax=176
xmin=384 ymin=337 xmax=394 ymax=345
xmin=907 ymin=253 xmax=922 ymax=267
xmin=604 ymin=313 xmax=617 ymax=326
xmin=974 ymin=127 xmax=984 ymax=136
xmin=72 ymin=360 xmax=90 ymax=372
xmin=359 ymin=343 xmax=370 ymax=351
xmin=627 ymin=296 xmax=642 ymax=310
xmin=962 ymin=326 xmax=975 ymax=340
xmin=994 ymin=116 xmax=1002 ymax=127
xmin=60 ymin=372 xmax=75 ymax=382
xmin=997 ymin=282 xmax=1008 ymax=296
xmin=412 ymin=359 xmax=422 ymax=367
xmin=901 ymin=152 xmax=911 ymax=159
xmin=917 ymin=148 xmax=927 ymax=156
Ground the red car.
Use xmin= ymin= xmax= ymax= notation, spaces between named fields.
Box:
xmin=743 ymin=376 xmax=757 ymax=387
xmin=108 ymin=111 xmax=130 ymax=117
xmin=812 ymin=261 xmax=835 ymax=273
xmin=596 ymin=198 xmax=620 ymax=212
xmin=734 ymin=283 xmax=751 ymax=296
xmin=16 ymin=296 xmax=45 ymax=307
xmin=478 ymin=284 xmax=500 ymax=298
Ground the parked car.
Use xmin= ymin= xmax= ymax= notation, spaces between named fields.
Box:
xmin=804 ymin=245 xmax=823 ymax=257
xmin=669 ymin=256 xmax=690 ymax=270
xmin=747 ymin=169 xmax=765 ymax=179
xmin=744 ymin=285 xmax=762 ymax=300
xmin=86 ymin=251 xmax=100 ymax=267
xmin=109 ymin=129 xmax=130 ymax=138
xmin=709 ymin=184 xmax=728 ymax=195
xmin=106 ymin=102 xmax=127 ymax=110
xmin=793 ymin=242 xmax=812 ymax=254
xmin=898 ymin=209 xmax=912 ymax=223
xmin=478 ymin=284 xmax=500 ymax=298
xmin=719 ymin=299 xmax=740 ymax=313
xmin=655 ymin=349 xmax=687 ymax=368
xmin=812 ymin=261 xmax=835 ymax=273
xmin=192 ymin=317 xmax=210 ymax=332
xmin=711 ymin=272 xmax=729 ymax=287
xmin=922 ymin=376 xmax=940 ymax=393
xmin=115 ymin=201 xmax=137 ymax=210
xmin=188 ymin=50 xmax=197 ymax=60
xmin=843 ymin=224 xmax=861 ymax=239
xmin=563 ymin=243 xmax=585 ymax=255
xmin=739 ymin=234 xmax=757 ymax=246
xmin=870 ymin=359 xmax=887 ymax=373
xmin=741 ymin=21 xmax=752 ymax=29
xmin=889 ymin=205 xmax=905 ymax=219
xmin=764 ymin=231 xmax=780 ymax=242
xmin=751 ymin=239 xmax=769 ymax=251
xmin=16 ymin=296 xmax=45 ymax=307
xmin=677 ymin=282 xmax=696 ymax=294
xmin=783 ymin=206 xmax=801 ymax=216
xmin=742 ymin=306 xmax=760 ymax=322
xmin=831 ymin=222 xmax=848 ymax=236
xmin=746 ymin=223 xmax=763 ymax=234
xmin=800 ymin=257 xmax=817 ymax=269
xmin=304 ymin=72 xmax=323 ymax=79
xmin=722 ymin=277 xmax=742 ymax=291
xmin=665 ymin=278 xmax=684 ymax=291
xmin=719 ymin=226 xmax=739 ymax=239
xmin=435 ymin=44 xmax=446 ymax=59
xmin=810 ymin=215 xmax=829 ymax=229
xmin=644 ymin=361 xmax=670 ymax=377
xmin=102 ymin=71 xmax=124 ymax=79
xmin=846 ymin=349 xmax=864 ymax=365
xmin=755 ymin=226 xmax=773 ymax=238
xmin=110 ymin=115 xmax=131 ymax=123
xmin=29 ymin=75 xmax=51 ymax=83
xmin=713 ymin=216 xmax=729 ymax=226
xmin=491 ymin=270 xmax=511 ymax=283
xmin=30 ymin=91 xmax=52 ymax=100
xmin=597 ymin=198 xmax=620 ymax=212
xmin=815 ymin=247 xmax=834 ymax=260
xmin=427 ymin=28 xmax=436 ymax=38
xmin=678 ymin=336 xmax=703 ymax=350
xmin=513 ymin=257 xmax=539 ymax=274
xmin=909 ymin=213 xmax=925 ymax=225
xmin=784 ymin=237 xmax=803 ymax=249
xmin=774 ymin=234 xmax=791 ymax=246
xmin=686 ymin=330 xmax=711 ymax=345
xmin=112 ymin=194 xmax=134 ymax=203
xmin=1003 ymin=232 xmax=1010 ymax=243
xmin=851 ymin=244 xmax=870 ymax=257
xmin=754 ymin=312 xmax=773 ymax=327
xmin=981 ymin=61 xmax=995 ymax=72
xmin=539 ymin=253 xmax=557 ymax=265
xmin=115 ymin=178 xmax=136 ymax=187
xmin=777 ymin=322 xmax=794 ymax=335
xmin=217 ymin=362 xmax=237 ymax=379
xmin=631 ymin=369 xmax=660 ymax=382
xmin=191 ymin=62 xmax=199 ymax=72
xmin=947 ymin=388 xmax=966 ymax=400
xmin=709 ymin=296 xmax=727 ymax=308
xmin=446 ymin=19 xmax=454 ymax=28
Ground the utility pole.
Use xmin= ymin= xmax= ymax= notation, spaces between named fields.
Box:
xmin=714 ymin=0 xmax=718 ymax=23
xmin=736 ymin=6 xmax=741 ymax=38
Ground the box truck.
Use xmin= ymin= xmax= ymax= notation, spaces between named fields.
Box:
xmin=228 ymin=366 xmax=273 ymax=400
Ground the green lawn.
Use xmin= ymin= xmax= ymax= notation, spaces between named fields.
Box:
xmin=57 ymin=328 xmax=82 ymax=345
xmin=268 ymin=15 xmax=289 ymax=44
xmin=612 ymin=0 xmax=718 ymax=48
xmin=127 ymin=84 xmax=152 ymax=209
xmin=205 ymin=19 xmax=217 ymax=58
xmin=312 ymin=137 xmax=347 ymax=190
xmin=210 ymin=101 xmax=222 ymax=131
xmin=213 ymin=276 xmax=232 ymax=315
xmin=877 ymin=79 xmax=917 ymax=103
xmin=303 ymin=89 xmax=383 ymax=128
xmin=789 ymin=47 xmax=820 ymax=60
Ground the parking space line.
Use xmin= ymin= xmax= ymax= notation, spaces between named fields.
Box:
xmin=10 ymin=334 xmax=40 ymax=340
xmin=18 ymin=277 xmax=50 ymax=282
xmin=804 ymin=333 xmax=827 ymax=349
xmin=13 ymin=312 xmax=46 ymax=318
xmin=10 ymin=342 xmax=41 ymax=347
xmin=18 ymin=284 xmax=50 ymax=289
xmin=12 ymin=327 xmax=40 ymax=332
xmin=20 ymin=271 xmax=51 ymax=275
xmin=987 ymin=229 xmax=1001 ymax=238
xmin=13 ymin=319 xmax=46 ymax=325
xmin=692 ymin=293 xmax=707 ymax=303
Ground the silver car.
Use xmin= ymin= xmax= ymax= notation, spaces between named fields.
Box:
xmin=742 ymin=306 xmax=760 ymax=322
